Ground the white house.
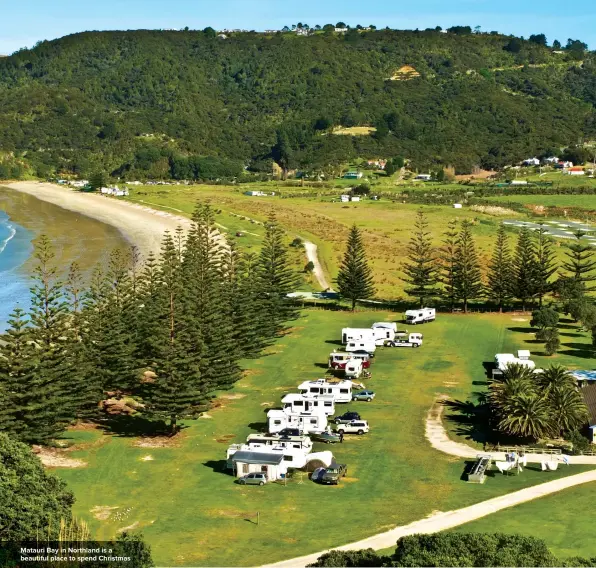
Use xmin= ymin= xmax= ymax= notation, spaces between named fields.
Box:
xmin=522 ymin=158 xmax=540 ymax=166
xmin=335 ymin=27 xmax=348 ymax=33
xmin=340 ymin=194 xmax=351 ymax=202
xmin=297 ymin=378 xmax=354 ymax=403
xmin=281 ymin=393 xmax=336 ymax=416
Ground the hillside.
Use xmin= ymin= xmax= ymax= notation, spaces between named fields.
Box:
xmin=0 ymin=28 xmax=595 ymax=178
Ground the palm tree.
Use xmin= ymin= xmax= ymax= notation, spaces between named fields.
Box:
xmin=498 ymin=393 xmax=554 ymax=440
xmin=548 ymin=386 xmax=589 ymax=437
xmin=489 ymin=364 xmax=536 ymax=411
xmin=537 ymin=365 xmax=576 ymax=394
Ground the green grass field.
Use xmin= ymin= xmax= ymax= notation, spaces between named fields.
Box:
xmin=451 ymin=483 xmax=596 ymax=559
xmin=486 ymin=193 xmax=596 ymax=209
xmin=53 ymin=310 xmax=596 ymax=566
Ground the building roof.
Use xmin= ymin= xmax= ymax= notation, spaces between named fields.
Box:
xmin=231 ymin=451 xmax=284 ymax=465
xmin=579 ymin=384 xmax=596 ymax=427
xmin=571 ymin=370 xmax=596 ymax=382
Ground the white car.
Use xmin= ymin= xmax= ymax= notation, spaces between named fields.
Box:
xmin=335 ymin=420 xmax=369 ymax=435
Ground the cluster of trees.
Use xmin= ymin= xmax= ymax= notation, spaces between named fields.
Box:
xmin=402 ymin=212 xmax=596 ymax=319
xmin=489 ymin=364 xmax=588 ymax=441
xmin=0 ymin=29 xmax=594 ymax=177
xmin=0 ymin=205 xmax=298 ymax=443
xmin=308 ymin=533 xmax=596 ymax=567
xmin=0 ymin=433 xmax=153 ymax=566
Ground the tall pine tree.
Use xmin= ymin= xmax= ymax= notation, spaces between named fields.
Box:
xmin=402 ymin=210 xmax=438 ymax=307
xmin=487 ymin=224 xmax=513 ymax=312
xmin=534 ymin=225 xmax=557 ymax=307
xmin=453 ymin=220 xmax=483 ymax=313
xmin=561 ymin=230 xmax=596 ymax=292
xmin=512 ymin=227 xmax=537 ymax=311
xmin=336 ymin=224 xmax=376 ymax=311
xmin=440 ymin=219 xmax=459 ymax=311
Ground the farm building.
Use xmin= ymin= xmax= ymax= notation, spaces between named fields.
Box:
xmin=579 ymin=384 xmax=596 ymax=443
xmin=231 ymin=450 xmax=287 ymax=480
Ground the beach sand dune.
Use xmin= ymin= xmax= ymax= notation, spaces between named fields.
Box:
xmin=5 ymin=182 xmax=192 ymax=259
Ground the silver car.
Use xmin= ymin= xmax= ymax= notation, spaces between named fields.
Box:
xmin=238 ymin=472 xmax=267 ymax=486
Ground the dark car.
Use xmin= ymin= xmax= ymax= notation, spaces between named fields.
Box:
xmin=277 ymin=428 xmax=301 ymax=437
xmin=320 ymin=463 xmax=348 ymax=485
xmin=312 ymin=431 xmax=341 ymax=444
xmin=351 ymin=349 xmax=375 ymax=359
xmin=334 ymin=411 xmax=361 ymax=424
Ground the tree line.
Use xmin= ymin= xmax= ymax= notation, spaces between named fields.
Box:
xmin=0 ymin=205 xmax=299 ymax=444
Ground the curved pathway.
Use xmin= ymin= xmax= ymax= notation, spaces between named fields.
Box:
xmin=260 ymin=469 xmax=596 ymax=568
xmin=303 ymin=240 xmax=332 ymax=291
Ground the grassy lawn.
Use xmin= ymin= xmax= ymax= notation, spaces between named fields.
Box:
xmin=54 ymin=310 xmax=596 ymax=566
xmin=450 ymin=483 xmax=596 ymax=559
xmin=124 ymin=185 xmax=517 ymax=297
xmin=486 ymin=193 xmax=596 ymax=209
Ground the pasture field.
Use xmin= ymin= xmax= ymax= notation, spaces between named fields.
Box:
xmin=486 ymin=193 xmax=596 ymax=209
xmin=451 ymin=482 xmax=596 ymax=559
xmin=54 ymin=310 xmax=596 ymax=566
xmin=124 ymin=185 xmax=519 ymax=297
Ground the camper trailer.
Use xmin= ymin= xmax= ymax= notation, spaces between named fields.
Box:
xmin=492 ymin=353 xmax=536 ymax=378
xmin=344 ymin=359 xmax=364 ymax=379
xmin=281 ymin=393 xmax=336 ymax=416
xmin=346 ymin=340 xmax=376 ymax=354
xmin=297 ymin=378 xmax=354 ymax=403
xmin=267 ymin=409 xmax=328 ymax=434
xmin=386 ymin=333 xmax=423 ymax=348
xmin=371 ymin=326 xmax=395 ymax=345
xmin=244 ymin=433 xmax=313 ymax=454
xmin=404 ymin=308 xmax=436 ymax=325
xmin=372 ymin=322 xmax=398 ymax=332
xmin=341 ymin=328 xmax=375 ymax=344
xmin=328 ymin=351 xmax=371 ymax=370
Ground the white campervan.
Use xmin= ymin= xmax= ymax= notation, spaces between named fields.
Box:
xmin=341 ymin=327 xmax=375 ymax=344
xmin=404 ymin=307 xmax=436 ymax=325
xmin=267 ymin=409 xmax=328 ymax=434
xmin=346 ymin=339 xmax=376 ymax=354
xmin=371 ymin=326 xmax=395 ymax=345
xmin=344 ymin=359 xmax=363 ymax=379
xmin=281 ymin=393 xmax=336 ymax=416
xmin=297 ymin=378 xmax=353 ymax=403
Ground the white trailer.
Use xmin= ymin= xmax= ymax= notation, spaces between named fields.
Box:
xmin=341 ymin=327 xmax=375 ymax=344
xmin=298 ymin=378 xmax=354 ymax=403
xmin=404 ymin=307 xmax=436 ymax=324
xmin=492 ymin=353 xmax=536 ymax=378
xmin=387 ymin=333 xmax=423 ymax=348
xmin=267 ymin=409 xmax=328 ymax=434
xmin=371 ymin=326 xmax=395 ymax=345
xmin=281 ymin=393 xmax=335 ymax=416
xmin=245 ymin=433 xmax=313 ymax=453
xmin=346 ymin=339 xmax=376 ymax=353
xmin=344 ymin=359 xmax=363 ymax=379
xmin=372 ymin=322 xmax=398 ymax=332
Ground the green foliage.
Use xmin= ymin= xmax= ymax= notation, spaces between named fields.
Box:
xmin=531 ymin=307 xmax=559 ymax=330
xmin=337 ymin=225 xmax=376 ymax=311
xmin=511 ymin=227 xmax=537 ymax=310
xmin=402 ymin=210 xmax=438 ymax=306
xmin=487 ymin=224 xmax=513 ymax=311
xmin=561 ymin=230 xmax=596 ymax=291
xmin=453 ymin=220 xmax=483 ymax=312
xmin=0 ymin=432 xmax=75 ymax=540
xmin=89 ymin=171 xmax=107 ymax=190
xmin=307 ymin=549 xmax=387 ymax=567
xmin=439 ymin=220 xmax=459 ymax=311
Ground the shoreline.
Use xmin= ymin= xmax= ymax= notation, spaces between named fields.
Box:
xmin=3 ymin=181 xmax=192 ymax=259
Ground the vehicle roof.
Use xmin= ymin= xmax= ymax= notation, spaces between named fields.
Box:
xmin=232 ymin=451 xmax=284 ymax=465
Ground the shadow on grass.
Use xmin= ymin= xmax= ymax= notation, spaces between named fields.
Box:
xmin=325 ymin=339 xmax=344 ymax=347
xmin=443 ymin=399 xmax=494 ymax=446
xmin=482 ymin=361 xmax=495 ymax=379
xmin=508 ymin=326 xmax=534 ymax=334
xmin=247 ymin=421 xmax=268 ymax=432
xmin=559 ymin=332 xmax=582 ymax=338
xmin=94 ymin=415 xmax=184 ymax=437
xmin=203 ymin=460 xmax=233 ymax=475
xmin=314 ymin=362 xmax=330 ymax=369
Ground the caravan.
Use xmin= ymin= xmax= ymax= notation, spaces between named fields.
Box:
xmin=344 ymin=359 xmax=364 ymax=379
xmin=341 ymin=328 xmax=375 ymax=344
xmin=404 ymin=308 xmax=436 ymax=325
xmin=493 ymin=352 xmax=537 ymax=378
xmin=267 ymin=409 xmax=328 ymax=434
xmin=371 ymin=326 xmax=395 ymax=345
xmin=346 ymin=339 xmax=376 ymax=354
xmin=281 ymin=393 xmax=336 ymax=416
xmin=297 ymin=378 xmax=354 ymax=403
xmin=328 ymin=351 xmax=371 ymax=370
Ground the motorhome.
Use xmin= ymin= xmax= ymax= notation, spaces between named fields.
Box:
xmin=404 ymin=307 xmax=436 ymax=325
xmin=281 ymin=393 xmax=336 ymax=416
xmin=341 ymin=327 xmax=375 ymax=344
xmin=346 ymin=340 xmax=376 ymax=354
xmin=267 ymin=409 xmax=328 ymax=434
xmin=493 ymin=353 xmax=536 ymax=378
xmin=386 ymin=333 xmax=423 ymax=348
xmin=328 ymin=351 xmax=371 ymax=370
xmin=344 ymin=359 xmax=364 ymax=379
xmin=297 ymin=378 xmax=354 ymax=403
xmin=244 ymin=433 xmax=313 ymax=454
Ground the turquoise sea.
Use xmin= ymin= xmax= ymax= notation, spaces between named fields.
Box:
xmin=0 ymin=209 xmax=34 ymax=331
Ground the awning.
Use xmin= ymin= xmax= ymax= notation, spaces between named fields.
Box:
xmin=231 ymin=451 xmax=284 ymax=465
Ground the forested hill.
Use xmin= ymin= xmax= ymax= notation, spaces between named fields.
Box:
xmin=0 ymin=28 xmax=595 ymax=178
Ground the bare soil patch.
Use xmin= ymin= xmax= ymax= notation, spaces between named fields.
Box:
xmin=32 ymin=446 xmax=87 ymax=468
xmin=91 ymin=506 xmax=120 ymax=521
xmin=511 ymin=317 xmax=529 ymax=322
xmin=216 ymin=434 xmax=236 ymax=443
xmin=219 ymin=393 xmax=246 ymax=400
xmin=117 ymin=521 xmax=140 ymax=532
xmin=260 ymin=401 xmax=274 ymax=406
xmin=133 ymin=435 xmax=181 ymax=448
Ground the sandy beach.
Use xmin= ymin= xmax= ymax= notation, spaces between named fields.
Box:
xmin=4 ymin=181 xmax=192 ymax=258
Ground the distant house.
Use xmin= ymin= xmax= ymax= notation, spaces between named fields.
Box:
xmin=351 ymin=196 xmax=361 ymax=202
xmin=414 ymin=174 xmax=432 ymax=181
xmin=295 ymin=28 xmax=309 ymax=36
xmin=555 ymin=160 xmax=573 ymax=169
xmin=544 ymin=156 xmax=559 ymax=164
xmin=579 ymin=383 xmax=596 ymax=443
xmin=453 ymin=203 xmax=463 ymax=209
xmin=340 ymin=194 xmax=350 ymax=202
xmin=343 ymin=172 xmax=363 ymax=179
xmin=522 ymin=158 xmax=540 ymax=166
xmin=567 ymin=166 xmax=585 ymax=176
xmin=335 ymin=27 xmax=348 ymax=33
xmin=100 ymin=186 xmax=129 ymax=197
xmin=244 ymin=190 xmax=267 ymax=196
xmin=366 ymin=159 xmax=387 ymax=170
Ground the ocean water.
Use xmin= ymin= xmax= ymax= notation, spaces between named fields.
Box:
xmin=0 ymin=210 xmax=34 ymax=331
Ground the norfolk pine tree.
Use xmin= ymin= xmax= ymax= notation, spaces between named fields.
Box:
xmin=440 ymin=219 xmax=458 ymax=311
xmin=487 ymin=224 xmax=513 ymax=312
xmin=336 ymin=225 xmax=376 ymax=311
xmin=512 ymin=227 xmax=538 ymax=311
xmin=534 ymin=225 xmax=558 ymax=306
xmin=561 ymin=230 xmax=596 ymax=292
xmin=453 ymin=220 xmax=483 ymax=313
xmin=402 ymin=210 xmax=438 ymax=307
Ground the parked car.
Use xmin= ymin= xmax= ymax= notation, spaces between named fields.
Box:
xmin=334 ymin=411 xmax=361 ymax=424
xmin=352 ymin=390 xmax=375 ymax=402
xmin=312 ymin=431 xmax=340 ymax=444
xmin=320 ymin=463 xmax=348 ymax=485
xmin=335 ymin=420 xmax=369 ymax=435
xmin=238 ymin=472 xmax=267 ymax=486
xmin=351 ymin=349 xmax=375 ymax=359
xmin=277 ymin=428 xmax=301 ymax=437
